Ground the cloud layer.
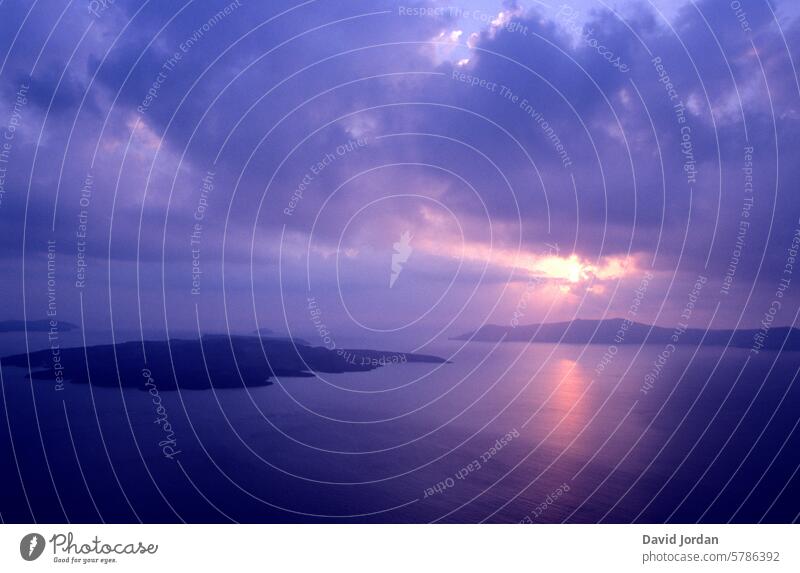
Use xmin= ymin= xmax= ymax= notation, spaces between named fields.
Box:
xmin=0 ymin=0 xmax=798 ymax=344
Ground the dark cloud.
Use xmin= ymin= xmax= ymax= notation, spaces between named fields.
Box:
xmin=0 ymin=0 xmax=798 ymax=336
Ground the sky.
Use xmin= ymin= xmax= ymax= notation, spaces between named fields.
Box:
xmin=0 ymin=0 xmax=798 ymax=347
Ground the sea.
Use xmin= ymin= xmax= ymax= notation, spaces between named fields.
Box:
xmin=1 ymin=330 xmax=798 ymax=523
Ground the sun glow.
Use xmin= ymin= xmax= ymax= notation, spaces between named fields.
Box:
xmin=411 ymin=236 xmax=632 ymax=288
xmin=533 ymin=254 xmax=586 ymax=283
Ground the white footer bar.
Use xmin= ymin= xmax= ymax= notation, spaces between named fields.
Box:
xmin=1 ymin=524 xmax=797 ymax=572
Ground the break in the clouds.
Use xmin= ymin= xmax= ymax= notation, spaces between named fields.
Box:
xmin=0 ymin=0 xmax=798 ymax=343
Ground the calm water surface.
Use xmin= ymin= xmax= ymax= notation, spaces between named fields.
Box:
xmin=1 ymin=333 xmax=798 ymax=523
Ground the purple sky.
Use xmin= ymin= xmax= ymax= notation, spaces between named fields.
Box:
xmin=1 ymin=0 xmax=799 ymax=346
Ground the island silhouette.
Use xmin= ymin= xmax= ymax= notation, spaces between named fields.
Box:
xmin=2 ymin=334 xmax=448 ymax=390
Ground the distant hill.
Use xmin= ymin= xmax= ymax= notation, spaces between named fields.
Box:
xmin=0 ymin=319 xmax=78 ymax=333
xmin=453 ymin=318 xmax=800 ymax=351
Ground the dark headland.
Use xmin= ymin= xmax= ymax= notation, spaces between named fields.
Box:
xmin=2 ymin=335 xmax=448 ymax=390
